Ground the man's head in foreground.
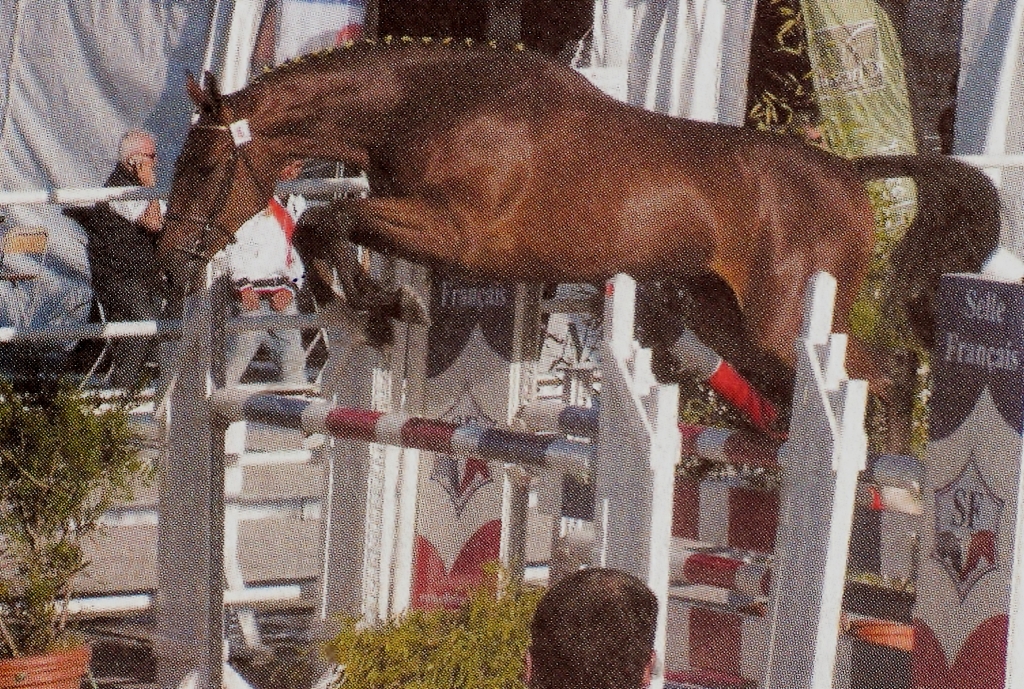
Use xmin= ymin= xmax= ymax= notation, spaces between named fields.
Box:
xmin=527 ymin=567 xmax=658 ymax=689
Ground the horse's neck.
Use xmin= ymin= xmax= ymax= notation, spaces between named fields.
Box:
xmin=254 ymin=60 xmax=397 ymax=165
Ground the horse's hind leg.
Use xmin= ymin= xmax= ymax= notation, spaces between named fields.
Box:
xmin=678 ymin=275 xmax=796 ymax=409
xmin=882 ymin=347 xmax=919 ymax=454
xmin=850 ymin=339 xmax=918 ymax=454
xmin=636 ymin=275 xmax=795 ymax=429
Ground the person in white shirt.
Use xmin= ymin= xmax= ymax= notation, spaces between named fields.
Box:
xmin=220 ymin=159 xmax=308 ymax=386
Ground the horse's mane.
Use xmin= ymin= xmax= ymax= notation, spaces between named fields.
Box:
xmin=251 ymin=36 xmax=527 ymax=85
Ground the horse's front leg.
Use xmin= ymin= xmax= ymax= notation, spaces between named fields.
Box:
xmin=293 ymin=203 xmax=429 ymax=326
xmin=340 ymin=197 xmax=472 ymax=270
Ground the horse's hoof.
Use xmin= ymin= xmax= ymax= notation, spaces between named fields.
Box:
xmin=398 ymin=285 xmax=431 ymax=325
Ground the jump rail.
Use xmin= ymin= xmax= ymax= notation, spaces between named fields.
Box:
xmin=520 ymin=399 xmax=921 ymax=511
xmin=670 ymin=544 xmax=772 ymax=598
xmin=954 ymin=154 xmax=1024 ymax=167
xmin=210 ymin=388 xmax=592 ymax=479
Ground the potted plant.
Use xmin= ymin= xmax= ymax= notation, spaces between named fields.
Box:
xmin=323 ymin=564 xmax=542 ymax=689
xmin=0 ymin=379 xmax=151 ymax=688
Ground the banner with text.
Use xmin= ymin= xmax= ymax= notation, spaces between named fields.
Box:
xmin=913 ymin=274 xmax=1024 ymax=689
xmin=800 ymin=0 xmax=916 ymax=157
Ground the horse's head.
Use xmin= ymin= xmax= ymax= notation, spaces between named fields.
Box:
xmin=157 ymin=72 xmax=275 ymax=292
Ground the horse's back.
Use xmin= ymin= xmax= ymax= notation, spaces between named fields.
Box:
xmin=354 ymin=48 xmax=874 ymax=287
xmin=505 ymin=90 xmax=870 ymax=279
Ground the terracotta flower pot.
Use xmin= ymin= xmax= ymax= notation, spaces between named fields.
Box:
xmin=849 ymin=619 xmax=914 ymax=653
xmin=0 ymin=646 xmax=90 ymax=689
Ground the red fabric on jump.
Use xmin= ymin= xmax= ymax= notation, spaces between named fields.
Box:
xmin=912 ymin=615 xmax=1007 ymax=689
xmin=682 ymin=552 xmax=743 ymax=590
xmin=672 ymin=478 xmax=701 ymax=539
xmin=706 ymin=360 xmax=783 ymax=437
xmin=688 ymin=608 xmax=743 ymax=677
xmin=727 ymin=486 xmax=779 ymax=553
xmin=410 ymin=520 xmax=502 ymax=611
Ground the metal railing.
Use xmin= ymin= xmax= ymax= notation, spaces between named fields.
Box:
xmin=955 ymin=154 xmax=1024 ymax=168
xmin=0 ymin=311 xmax=341 ymax=344
xmin=0 ymin=176 xmax=369 ymax=207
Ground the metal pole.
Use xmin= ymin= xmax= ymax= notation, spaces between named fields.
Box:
xmin=156 ymin=271 xmax=226 ymax=689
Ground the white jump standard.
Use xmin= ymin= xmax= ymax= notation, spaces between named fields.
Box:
xmin=583 ymin=272 xmax=869 ymax=689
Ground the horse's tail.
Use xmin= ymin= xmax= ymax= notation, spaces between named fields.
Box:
xmin=851 ymin=154 xmax=1001 ymax=347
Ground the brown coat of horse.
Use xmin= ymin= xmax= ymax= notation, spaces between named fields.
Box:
xmin=158 ymin=45 xmax=1000 ymax=444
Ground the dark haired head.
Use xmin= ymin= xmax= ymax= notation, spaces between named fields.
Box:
xmin=528 ymin=568 xmax=658 ymax=689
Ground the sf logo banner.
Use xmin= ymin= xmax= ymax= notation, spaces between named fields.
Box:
xmin=933 ymin=457 xmax=1004 ymax=600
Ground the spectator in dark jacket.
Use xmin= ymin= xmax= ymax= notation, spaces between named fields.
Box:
xmin=66 ymin=129 xmax=165 ymax=389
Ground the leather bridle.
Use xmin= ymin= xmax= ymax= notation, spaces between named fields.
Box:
xmin=164 ymin=120 xmax=275 ymax=263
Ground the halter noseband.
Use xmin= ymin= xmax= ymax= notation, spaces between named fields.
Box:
xmin=165 ymin=118 xmax=274 ymax=262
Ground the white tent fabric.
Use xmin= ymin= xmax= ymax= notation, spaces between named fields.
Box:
xmin=276 ymin=0 xmax=366 ymax=63
xmin=218 ymin=0 xmax=369 ymax=102
xmin=589 ymin=0 xmax=756 ymax=124
xmin=0 ymin=0 xmax=213 ymax=329
xmin=222 ymin=0 xmax=267 ymax=91
xmin=955 ymin=0 xmax=1024 ymax=259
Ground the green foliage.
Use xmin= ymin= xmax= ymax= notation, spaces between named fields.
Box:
xmin=850 ymin=181 xmax=931 ymax=458
xmin=846 ymin=569 xmax=916 ymax=594
xmin=0 ymin=380 xmax=152 ymax=658
xmin=322 ymin=565 xmax=543 ymax=689
xmin=847 ymin=179 xmax=921 ymax=348
xmin=910 ymin=370 xmax=930 ymax=455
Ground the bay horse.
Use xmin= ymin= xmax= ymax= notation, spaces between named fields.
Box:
xmin=157 ymin=43 xmax=1001 ymax=448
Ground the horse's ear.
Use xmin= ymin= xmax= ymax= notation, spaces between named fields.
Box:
xmin=185 ymin=71 xmax=223 ymax=114
xmin=186 ymin=71 xmax=210 ymax=110
xmin=186 ymin=70 xmax=211 ymax=112
xmin=203 ymin=71 xmax=223 ymax=107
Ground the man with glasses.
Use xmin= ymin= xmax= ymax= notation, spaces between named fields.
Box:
xmin=67 ymin=129 xmax=165 ymax=389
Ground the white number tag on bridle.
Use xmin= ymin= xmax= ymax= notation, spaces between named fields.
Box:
xmin=229 ymin=119 xmax=252 ymax=146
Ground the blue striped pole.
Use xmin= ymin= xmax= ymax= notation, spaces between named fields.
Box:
xmin=211 ymin=388 xmax=592 ymax=480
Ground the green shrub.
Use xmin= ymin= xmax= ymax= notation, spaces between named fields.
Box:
xmin=0 ymin=379 xmax=152 ymax=657
xmin=323 ymin=565 xmax=543 ymax=689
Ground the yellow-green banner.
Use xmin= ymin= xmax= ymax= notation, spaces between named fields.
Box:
xmin=801 ymin=1 xmax=916 ymax=157
xmin=800 ymin=0 xmax=918 ymax=343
